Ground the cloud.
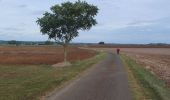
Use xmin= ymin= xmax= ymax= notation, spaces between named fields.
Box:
xmin=126 ymin=20 xmax=154 ymax=27
xmin=0 ymin=27 xmax=24 ymax=31
xmin=0 ymin=31 xmax=48 ymax=41
xmin=0 ymin=0 xmax=170 ymax=43
xmin=31 ymin=10 xmax=45 ymax=15
xmin=112 ymin=17 xmax=170 ymax=35
xmin=17 ymin=4 xmax=27 ymax=8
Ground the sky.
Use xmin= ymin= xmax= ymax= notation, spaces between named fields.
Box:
xmin=0 ymin=0 xmax=170 ymax=44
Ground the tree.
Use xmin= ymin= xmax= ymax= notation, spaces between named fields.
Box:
xmin=37 ymin=1 xmax=98 ymax=64
xmin=99 ymin=41 xmax=105 ymax=45
xmin=8 ymin=40 xmax=20 ymax=46
xmin=45 ymin=41 xmax=54 ymax=45
xmin=8 ymin=40 xmax=17 ymax=45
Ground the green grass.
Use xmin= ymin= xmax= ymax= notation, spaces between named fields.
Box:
xmin=121 ymin=54 xmax=170 ymax=100
xmin=0 ymin=53 xmax=106 ymax=100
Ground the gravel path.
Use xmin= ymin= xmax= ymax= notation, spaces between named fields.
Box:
xmin=45 ymin=53 xmax=132 ymax=100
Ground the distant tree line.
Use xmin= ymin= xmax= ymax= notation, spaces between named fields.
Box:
xmin=5 ymin=40 xmax=56 ymax=46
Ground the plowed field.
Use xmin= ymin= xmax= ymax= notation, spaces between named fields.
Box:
xmin=0 ymin=46 xmax=96 ymax=65
xmin=121 ymin=48 xmax=170 ymax=86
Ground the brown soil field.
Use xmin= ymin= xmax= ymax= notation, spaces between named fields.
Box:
xmin=90 ymin=47 xmax=170 ymax=87
xmin=87 ymin=44 xmax=170 ymax=48
xmin=121 ymin=48 xmax=170 ymax=55
xmin=121 ymin=48 xmax=170 ymax=87
xmin=0 ymin=46 xmax=96 ymax=65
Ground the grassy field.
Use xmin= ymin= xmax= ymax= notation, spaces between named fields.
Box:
xmin=121 ymin=54 xmax=170 ymax=100
xmin=0 ymin=52 xmax=106 ymax=100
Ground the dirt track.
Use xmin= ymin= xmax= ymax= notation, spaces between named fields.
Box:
xmin=45 ymin=53 xmax=132 ymax=100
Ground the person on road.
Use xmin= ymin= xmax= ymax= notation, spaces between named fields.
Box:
xmin=117 ymin=48 xmax=120 ymax=54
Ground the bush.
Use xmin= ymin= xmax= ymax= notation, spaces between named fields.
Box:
xmin=98 ymin=41 xmax=105 ymax=45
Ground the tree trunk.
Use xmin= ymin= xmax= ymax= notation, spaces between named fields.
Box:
xmin=63 ymin=44 xmax=67 ymax=64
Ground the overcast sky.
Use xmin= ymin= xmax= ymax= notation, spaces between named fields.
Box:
xmin=0 ymin=0 xmax=170 ymax=44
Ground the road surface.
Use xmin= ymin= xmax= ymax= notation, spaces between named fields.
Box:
xmin=45 ymin=53 xmax=132 ymax=100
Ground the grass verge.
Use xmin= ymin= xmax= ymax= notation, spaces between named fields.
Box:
xmin=121 ymin=54 xmax=170 ymax=100
xmin=0 ymin=52 xmax=106 ymax=100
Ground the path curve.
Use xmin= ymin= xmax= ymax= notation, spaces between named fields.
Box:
xmin=45 ymin=53 xmax=132 ymax=100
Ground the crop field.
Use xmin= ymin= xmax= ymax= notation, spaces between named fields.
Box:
xmin=0 ymin=46 xmax=96 ymax=65
xmin=90 ymin=47 xmax=170 ymax=87
xmin=121 ymin=48 xmax=170 ymax=87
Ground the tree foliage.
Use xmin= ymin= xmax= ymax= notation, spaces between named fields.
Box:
xmin=8 ymin=40 xmax=20 ymax=46
xmin=99 ymin=41 xmax=105 ymax=45
xmin=45 ymin=41 xmax=54 ymax=45
xmin=37 ymin=1 xmax=98 ymax=44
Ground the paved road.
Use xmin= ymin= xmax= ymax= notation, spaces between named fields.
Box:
xmin=46 ymin=53 xmax=132 ymax=100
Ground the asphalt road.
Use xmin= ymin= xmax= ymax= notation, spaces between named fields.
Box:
xmin=46 ymin=53 xmax=132 ymax=100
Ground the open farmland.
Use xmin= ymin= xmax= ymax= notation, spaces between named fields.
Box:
xmin=121 ymin=48 xmax=170 ymax=87
xmin=0 ymin=46 xmax=105 ymax=100
xmin=0 ymin=46 xmax=96 ymax=65
xmin=89 ymin=47 xmax=170 ymax=87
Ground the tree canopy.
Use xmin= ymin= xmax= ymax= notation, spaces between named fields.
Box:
xmin=99 ymin=41 xmax=105 ymax=45
xmin=37 ymin=1 xmax=98 ymax=44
